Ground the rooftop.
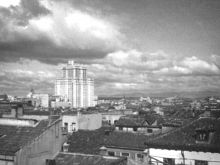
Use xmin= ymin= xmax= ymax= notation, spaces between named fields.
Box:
xmin=54 ymin=152 xmax=126 ymax=165
xmin=62 ymin=110 xmax=99 ymax=116
xmin=145 ymin=117 xmax=220 ymax=153
xmin=115 ymin=113 xmax=163 ymax=127
xmin=0 ymin=118 xmax=60 ymax=156
xmin=68 ymin=126 xmax=155 ymax=154
xmin=68 ymin=127 xmax=109 ymax=154
xmin=105 ymin=131 xmax=156 ymax=150
xmin=67 ymin=117 xmax=220 ymax=154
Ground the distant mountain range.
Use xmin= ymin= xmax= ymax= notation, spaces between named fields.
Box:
xmin=99 ymin=90 xmax=220 ymax=99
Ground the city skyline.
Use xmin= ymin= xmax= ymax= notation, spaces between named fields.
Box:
xmin=0 ymin=0 xmax=220 ymax=97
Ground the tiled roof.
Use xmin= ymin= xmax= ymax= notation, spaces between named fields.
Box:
xmin=62 ymin=111 xmax=98 ymax=116
xmin=164 ymin=109 xmax=204 ymax=120
xmin=23 ymin=110 xmax=50 ymax=116
xmin=68 ymin=127 xmax=109 ymax=154
xmin=145 ymin=117 xmax=220 ymax=153
xmin=67 ymin=117 xmax=220 ymax=154
xmin=0 ymin=95 xmax=8 ymax=101
xmin=68 ymin=127 xmax=155 ymax=153
xmin=115 ymin=116 xmax=144 ymax=127
xmin=0 ymin=119 xmax=50 ymax=155
xmin=115 ymin=114 xmax=163 ymax=127
xmin=54 ymin=152 xmax=126 ymax=165
xmin=105 ymin=131 xmax=155 ymax=150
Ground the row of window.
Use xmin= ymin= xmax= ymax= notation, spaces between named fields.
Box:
xmin=118 ymin=126 xmax=153 ymax=133
xmin=108 ymin=151 xmax=144 ymax=161
xmin=108 ymin=152 xmax=208 ymax=165
xmin=162 ymin=158 xmax=208 ymax=165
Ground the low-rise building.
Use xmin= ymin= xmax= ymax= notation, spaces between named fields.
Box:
xmin=0 ymin=117 xmax=66 ymax=165
xmin=101 ymin=110 xmax=127 ymax=125
xmin=0 ymin=102 xmax=23 ymax=118
xmin=32 ymin=94 xmax=50 ymax=108
xmin=115 ymin=114 xmax=163 ymax=135
xmin=66 ymin=127 xmax=152 ymax=165
xmin=62 ymin=111 xmax=102 ymax=133
xmin=145 ymin=117 xmax=220 ymax=165
xmin=49 ymin=152 xmax=127 ymax=165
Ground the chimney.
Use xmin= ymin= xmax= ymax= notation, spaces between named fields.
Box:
xmin=63 ymin=142 xmax=70 ymax=152
xmin=100 ymin=146 xmax=107 ymax=155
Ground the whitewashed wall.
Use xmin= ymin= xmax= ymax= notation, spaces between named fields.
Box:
xmin=148 ymin=148 xmax=220 ymax=165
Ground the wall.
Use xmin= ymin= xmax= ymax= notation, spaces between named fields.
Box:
xmin=2 ymin=108 xmax=23 ymax=118
xmin=148 ymin=148 xmax=220 ymax=165
xmin=161 ymin=126 xmax=176 ymax=134
xmin=0 ymin=157 xmax=14 ymax=165
xmin=20 ymin=115 xmax=48 ymax=121
xmin=32 ymin=94 xmax=49 ymax=108
xmin=0 ymin=118 xmax=37 ymax=127
xmin=51 ymin=101 xmax=71 ymax=108
xmin=102 ymin=114 xmax=124 ymax=125
xmin=78 ymin=113 xmax=102 ymax=130
xmin=115 ymin=126 xmax=161 ymax=135
xmin=15 ymin=120 xmax=66 ymax=165
xmin=62 ymin=113 xmax=102 ymax=133
xmin=62 ymin=115 xmax=78 ymax=132
xmin=105 ymin=148 xmax=147 ymax=165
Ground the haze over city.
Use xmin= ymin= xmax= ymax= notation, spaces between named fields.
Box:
xmin=0 ymin=0 xmax=220 ymax=97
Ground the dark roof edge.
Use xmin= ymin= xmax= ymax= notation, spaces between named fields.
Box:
xmin=105 ymin=145 xmax=145 ymax=151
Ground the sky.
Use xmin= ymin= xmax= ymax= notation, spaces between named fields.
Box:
xmin=0 ymin=0 xmax=220 ymax=97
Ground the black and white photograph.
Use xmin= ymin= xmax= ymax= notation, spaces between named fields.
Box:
xmin=0 ymin=0 xmax=220 ymax=165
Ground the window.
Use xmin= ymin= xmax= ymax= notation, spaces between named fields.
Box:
xmin=108 ymin=151 xmax=115 ymax=156
xmin=83 ymin=69 xmax=86 ymax=78
xmin=195 ymin=160 xmax=208 ymax=165
xmin=61 ymin=127 xmax=68 ymax=135
xmin=68 ymin=69 xmax=73 ymax=78
xmin=75 ymin=68 xmax=80 ymax=78
xmin=72 ymin=122 xmax=76 ymax=132
xmin=133 ymin=127 xmax=137 ymax=131
xmin=137 ymin=154 xmax=144 ymax=159
xmin=147 ymin=129 xmax=153 ymax=133
xmin=163 ymin=158 xmax=175 ymax=165
xmin=197 ymin=132 xmax=209 ymax=141
xmin=121 ymin=152 xmax=130 ymax=157
xmin=136 ymin=153 xmax=144 ymax=161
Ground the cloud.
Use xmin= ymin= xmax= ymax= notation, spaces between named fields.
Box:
xmin=12 ymin=0 xmax=122 ymax=48
xmin=181 ymin=56 xmax=219 ymax=74
xmin=106 ymin=49 xmax=172 ymax=71
xmin=87 ymin=49 xmax=220 ymax=95
xmin=30 ymin=0 xmax=123 ymax=49
xmin=0 ymin=0 xmax=20 ymax=7
xmin=0 ymin=49 xmax=219 ymax=96
xmin=0 ymin=0 xmax=220 ymax=96
xmin=0 ymin=58 xmax=59 ymax=95
xmin=0 ymin=0 xmax=124 ymax=64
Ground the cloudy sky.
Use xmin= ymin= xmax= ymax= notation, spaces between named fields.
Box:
xmin=0 ymin=0 xmax=220 ymax=97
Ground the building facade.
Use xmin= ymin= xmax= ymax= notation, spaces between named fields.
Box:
xmin=55 ymin=60 xmax=94 ymax=108
xmin=0 ymin=118 xmax=66 ymax=165
xmin=62 ymin=111 xmax=102 ymax=133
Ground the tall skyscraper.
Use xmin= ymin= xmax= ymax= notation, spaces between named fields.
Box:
xmin=55 ymin=60 xmax=94 ymax=108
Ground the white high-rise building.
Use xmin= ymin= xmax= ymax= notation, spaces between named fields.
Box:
xmin=55 ymin=60 xmax=94 ymax=108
